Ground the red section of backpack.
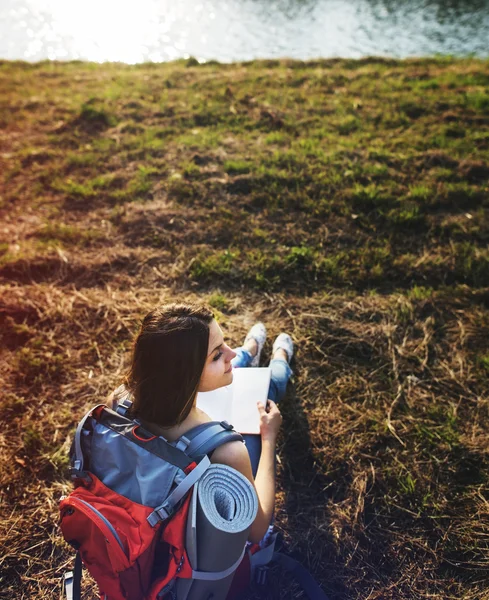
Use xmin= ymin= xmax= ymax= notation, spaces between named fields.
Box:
xmin=60 ymin=471 xmax=194 ymax=600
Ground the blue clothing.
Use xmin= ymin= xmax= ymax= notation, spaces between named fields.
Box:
xmin=230 ymin=347 xmax=293 ymax=477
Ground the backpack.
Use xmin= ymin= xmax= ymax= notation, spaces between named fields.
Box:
xmin=59 ymin=399 xmax=330 ymax=600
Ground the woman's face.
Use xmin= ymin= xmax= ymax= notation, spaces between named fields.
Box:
xmin=198 ymin=319 xmax=236 ymax=392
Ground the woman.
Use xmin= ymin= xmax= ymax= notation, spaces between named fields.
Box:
xmin=110 ymin=302 xmax=294 ymax=545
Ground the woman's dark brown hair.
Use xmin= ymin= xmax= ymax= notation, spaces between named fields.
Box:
xmin=125 ymin=302 xmax=215 ymax=427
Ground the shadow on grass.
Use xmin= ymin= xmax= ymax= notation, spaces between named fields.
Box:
xmin=0 ymin=254 xmax=142 ymax=287
xmin=275 ymin=372 xmax=350 ymax=600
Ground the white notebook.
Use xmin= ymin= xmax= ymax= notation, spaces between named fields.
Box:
xmin=196 ymin=367 xmax=271 ymax=434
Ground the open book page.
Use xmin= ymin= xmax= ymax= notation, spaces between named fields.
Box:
xmin=230 ymin=367 xmax=271 ymax=434
xmin=196 ymin=367 xmax=271 ymax=435
xmin=195 ymin=385 xmax=232 ymax=423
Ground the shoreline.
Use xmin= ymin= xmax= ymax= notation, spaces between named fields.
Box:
xmin=3 ymin=53 xmax=489 ymax=66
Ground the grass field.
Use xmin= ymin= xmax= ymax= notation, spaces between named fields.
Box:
xmin=1 ymin=56 xmax=489 ymax=599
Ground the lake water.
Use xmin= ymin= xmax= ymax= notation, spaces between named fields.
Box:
xmin=1 ymin=0 xmax=488 ymax=64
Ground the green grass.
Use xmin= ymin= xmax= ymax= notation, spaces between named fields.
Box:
xmin=35 ymin=223 xmax=103 ymax=247
xmin=207 ymin=292 xmax=230 ymax=311
xmin=78 ymin=101 xmax=116 ymax=129
xmin=223 ymin=159 xmax=252 ymax=175
xmin=53 ymin=178 xmax=97 ymax=199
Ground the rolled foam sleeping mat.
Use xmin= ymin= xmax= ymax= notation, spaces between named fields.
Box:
xmin=176 ymin=463 xmax=258 ymax=600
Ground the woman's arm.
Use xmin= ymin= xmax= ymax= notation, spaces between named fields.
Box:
xmin=251 ymin=438 xmax=276 ymax=540
xmin=210 ymin=400 xmax=282 ymax=543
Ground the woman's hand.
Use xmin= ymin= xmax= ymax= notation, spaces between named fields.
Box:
xmin=257 ymin=399 xmax=282 ymax=443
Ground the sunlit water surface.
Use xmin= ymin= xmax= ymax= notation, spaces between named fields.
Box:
xmin=1 ymin=0 xmax=488 ymax=63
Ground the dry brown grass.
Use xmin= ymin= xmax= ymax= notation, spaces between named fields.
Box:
xmin=2 ymin=284 xmax=489 ymax=599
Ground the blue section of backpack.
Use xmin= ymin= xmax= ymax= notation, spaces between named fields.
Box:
xmin=90 ymin=421 xmax=181 ymax=507
xmin=81 ymin=401 xmax=244 ymax=509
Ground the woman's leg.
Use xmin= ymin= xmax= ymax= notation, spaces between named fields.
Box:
xmin=241 ymin=435 xmax=262 ymax=478
xmin=242 ymin=357 xmax=293 ymax=478
xmin=231 ymin=346 xmax=254 ymax=369
xmin=267 ymin=357 xmax=293 ymax=404
xmin=243 ymin=357 xmax=294 ymax=544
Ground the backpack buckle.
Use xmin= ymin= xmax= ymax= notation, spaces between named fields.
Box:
xmin=63 ymin=570 xmax=74 ymax=600
xmin=255 ymin=565 xmax=269 ymax=586
xmin=148 ymin=501 xmax=173 ymax=526
xmin=116 ymin=397 xmax=133 ymax=416
xmin=70 ymin=460 xmax=91 ymax=482
xmin=69 ymin=468 xmax=91 ymax=483
xmin=156 ymin=503 xmax=172 ymax=521
xmin=220 ymin=420 xmax=234 ymax=431
xmin=175 ymin=435 xmax=190 ymax=451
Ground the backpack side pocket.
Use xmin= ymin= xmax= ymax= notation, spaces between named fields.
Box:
xmin=60 ymin=494 xmax=133 ymax=600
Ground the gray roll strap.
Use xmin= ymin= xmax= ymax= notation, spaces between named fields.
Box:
xmin=147 ymin=456 xmax=211 ymax=527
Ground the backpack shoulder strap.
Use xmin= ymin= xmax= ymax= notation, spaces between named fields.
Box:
xmin=113 ymin=391 xmax=243 ymax=461
xmin=62 ymin=551 xmax=82 ymax=600
xmin=71 ymin=403 xmax=106 ymax=478
xmin=182 ymin=421 xmax=243 ymax=461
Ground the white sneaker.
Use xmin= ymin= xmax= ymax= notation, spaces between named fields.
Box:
xmin=244 ymin=322 xmax=267 ymax=367
xmin=272 ymin=333 xmax=294 ymax=363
